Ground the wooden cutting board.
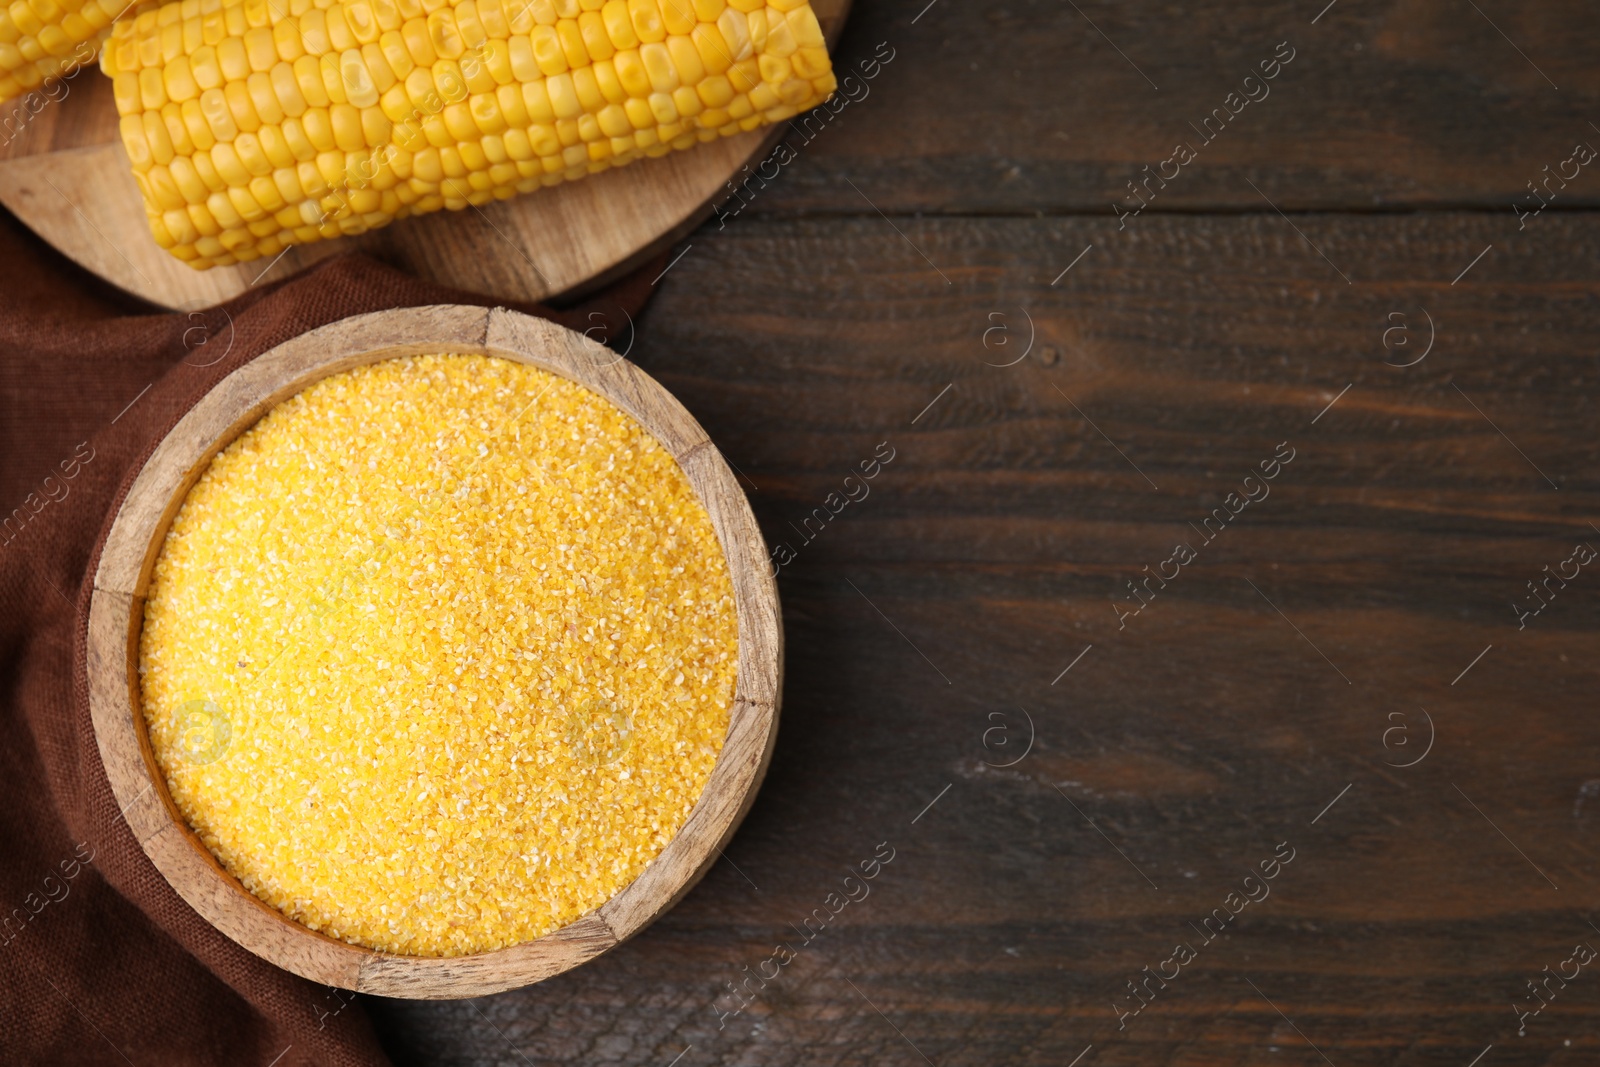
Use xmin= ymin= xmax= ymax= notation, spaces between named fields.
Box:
xmin=0 ymin=0 xmax=846 ymax=309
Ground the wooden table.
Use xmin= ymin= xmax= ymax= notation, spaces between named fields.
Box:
xmin=364 ymin=2 xmax=1600 ymax=1064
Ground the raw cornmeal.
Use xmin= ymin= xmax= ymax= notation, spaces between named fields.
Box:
xmin=138 ymin=354 xmax=738 ymax=957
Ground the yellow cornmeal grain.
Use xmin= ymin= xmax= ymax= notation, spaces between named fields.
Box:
xmin=138 ymin=353 xmax=738 ymax=957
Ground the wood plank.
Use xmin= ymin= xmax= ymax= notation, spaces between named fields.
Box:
xmin=739 ymin=0 xmax=1600 ymax=215
xmin=365 ymin=210 xmax=1600 ymax=1064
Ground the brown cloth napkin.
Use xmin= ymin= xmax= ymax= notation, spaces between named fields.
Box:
xmin=0 ymin=212 xmax=668 ymax=1066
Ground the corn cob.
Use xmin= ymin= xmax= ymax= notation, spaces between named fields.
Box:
xmin=100 ymin=0 xmax=835 ymax=269
xmin=0 ymin=0 xmax=153 ymax=103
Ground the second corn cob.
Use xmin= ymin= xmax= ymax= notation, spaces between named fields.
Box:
xmin=101 ymin=0 xmax=836 ymax=269
xmin=1 ymin=0 xmax=152 ymax=104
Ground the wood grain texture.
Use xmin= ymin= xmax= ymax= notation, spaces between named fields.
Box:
xmin=85 ymin=305 xmax=781 ymax=999
xmin=0 ymin=0 xmax=848 ymax=308
xmin=361 ymin=212 xmax=1600 ymax=1065
xmin=725 ymin=0 xmax=1600 ymax=216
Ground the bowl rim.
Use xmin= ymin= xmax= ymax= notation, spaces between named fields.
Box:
xmin=85 ymin=304 xmax=782 ymax=999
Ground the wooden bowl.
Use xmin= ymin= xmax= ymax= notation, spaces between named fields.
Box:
xmin=85 ymin=305 xmax=782 ymax=998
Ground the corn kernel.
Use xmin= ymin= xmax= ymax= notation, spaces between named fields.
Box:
xmin=223 ymin=76 xmax=260 ymax=131
xmin=301 ymin=103 xmax=333 ymax=148
xmin=338 ymin=46 xmax=376 ymax=105
xmin=789 ymin=41 xmax=824 ymax=77
xmin=715 ymin=6 xmax=746 ymax=59
xmin=691 ymin=20 xmax=732 ymax=73
xmin=281 ymin=114 xmax=316 ymax=157
xmin=398 ymin=13 xmax=433 ymax=64
xmin=646 ymin=87 xmax=673 ymax=123
xmin=453 ymin=0 xmax=484 ymax=46
xmin=144 ymin=163 xmax=184 ymax=208
xmin=545 ymin=69 xmax=578 ymax=117
xmin=571 ymin=62 xmax=602 ymax=109
xmin=658 ymin=0 xmax=693 ymax=35
xmin=243 ymin=23 xmax=273 ymax=68
xmin=198 ymin=84 xmax=238 ymax=140
xmin=425 ymin=6 xmax=460 ymax=57
xmin=293 ymin=51 xmax=327 ymax=103
xmin=475 ymin=0 xmax=506 ymax=37
xmin=330 ymin=100 xmax=363 ymax=148
xmin=626 ymin=0 xmax=660 ymax=42
xmin=318 ymin=49 xmax=347 ymax=102
xmin=325 ymin=3 xmax=357 ymax=48
xmin=763 ymin=7 xmax=794 ymax=54
xmin=163 ymin=54 xmax=199 ymax=101
xmin=479 ymin=36 xmax=510 ymax=82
